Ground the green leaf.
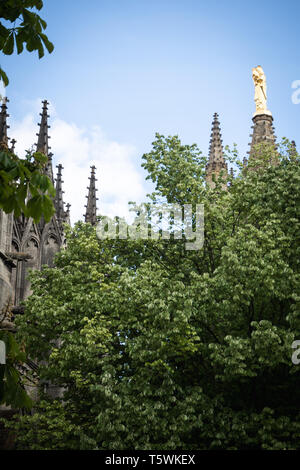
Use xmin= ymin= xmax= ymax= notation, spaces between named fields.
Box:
xmin=15 ymin=32 xmax=24 ymax=54
xmin=41 ymin=194 xmax=55 ymax=221
xmin=2 ymin=31 xmax=14 ymax=55
xmin=26 ymin=194 xmax=43 ymax=221
xmin=0 ymin=67 xmax=8 ymax=86
xmin=0 ymin=151 xmax=13 ymax=169
xmin=33 ymin=151 xmax=48 ymax=164
xmin=40 ymin=32 xmax=54 ymax=53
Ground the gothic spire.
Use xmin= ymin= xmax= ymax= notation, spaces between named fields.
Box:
xmin=290 ymin=140 xmax=297 ymax=159
xmin=36 ymin=100 xmax=54 ymax=183
xmin=205 ymin=113 xmax=228 ymax=188
xmin=0 ymin=97 xmax=9 ymax=146
xmin=248 ymin=113 xmax=277 ymax=161
xmin=54 ymin=164 xmax=71 ymax=229
xmin=54 ymin=164 xmax=65 ymax=221
xmin=84 ymin=165 xmax=98 ymax=226
xmin=65 ymin=203 xmax=71 ymax=226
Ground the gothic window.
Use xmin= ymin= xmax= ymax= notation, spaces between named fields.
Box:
xmin=41 ymin=234 xmax=59 ymax=268
xmin=10 ymin=240 xmax=19 ymax=306
xmin=20 ymin=238 xmax=39 ymax=302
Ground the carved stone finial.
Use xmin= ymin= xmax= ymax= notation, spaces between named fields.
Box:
xmin=0 ymin=97 xmax=10 ymax=145
xmin=205 ymin=113 xmax=228 ymax=189
xmin=36 ymin=100 xmax=54 ymax=183
xmin=84 ymin=166 xmax=98 ymax=225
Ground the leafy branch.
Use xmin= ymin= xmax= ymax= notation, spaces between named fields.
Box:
xmin=0 ymin=0 xmax=54 ymax=86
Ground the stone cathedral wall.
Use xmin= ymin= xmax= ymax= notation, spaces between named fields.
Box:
xmin=0 ymin=210 xmax=13 ymax=312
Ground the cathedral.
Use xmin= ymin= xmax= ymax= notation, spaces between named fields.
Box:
xmin=0 ymin=66 xmax=283 ymax=316
xmin=0 ymin=66 xmax=296 ymax=449
xmin=0 ymin=99 xmax=99 ymax=315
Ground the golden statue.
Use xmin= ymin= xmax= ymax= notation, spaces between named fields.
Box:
xmin=252 ymin=65 xmax=272 ymax=116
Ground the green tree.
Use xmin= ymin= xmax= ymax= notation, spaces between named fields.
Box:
xmin=0 ymin=0 xmax=54 ymax=86
xmin=0 ymin=144 xmax=55 ymax=414
xmin=0 ymin=329 xmax=33 ymax=409
xmin=0 ymin=145 xmax=55 ymax=222
xmin=0 ymin=1 xmax=55 ymax=418
xmin=10 ymin=138 xmax=300 ymax=449
xmin=0 ymin=0 xmax=55 ymax=220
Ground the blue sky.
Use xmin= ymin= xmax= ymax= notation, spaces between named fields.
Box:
xmin=1 ymin=0 xmax=300 ymax=222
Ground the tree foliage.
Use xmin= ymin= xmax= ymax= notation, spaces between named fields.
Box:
xmin=0 ymin=329 xmax=33 ymax=409
xmin=0 ymin=143 xmax=55 ymax=413
xmin=0 ymin=145 xmax=55 ymax=222
xmin=0 ymin=1 xmax=55 ymax=418
xmin=9 ymin=137 xmax=300 ymax=449
xmin=0 ymin=0 xmax=54 ymax=86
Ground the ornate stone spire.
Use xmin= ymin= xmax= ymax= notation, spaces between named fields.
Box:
xmin=54 ymin=164 xmax=65 ymax=221
xmin=290 ymin=140 xmax=297 ymax=159
xmin=205 ymin=113 xmax=228 ymax=189
xmin=54 ymin=164 xmax=71 ymax=229
xmin=65 ymin=203 xmax=71 ymax=225
xmin=36 ymin=100 xmax=53 ymax=183
xmin=84 ymin=165 xmax=98 ymax=225
xmin=248 ymin=114 xmax=276 ymax=158
xmin=0 ymin=97 xmax=9 ymax=146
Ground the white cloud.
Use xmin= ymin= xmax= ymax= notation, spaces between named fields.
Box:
xmin=10 ymin=100 xmax=147 ymax=225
